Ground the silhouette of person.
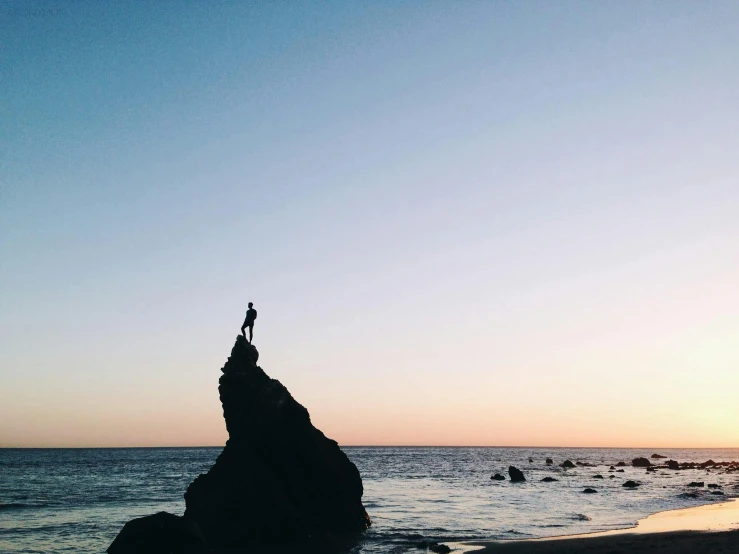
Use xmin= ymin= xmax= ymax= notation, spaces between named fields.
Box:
xmin=241 ymin=302 xmax=257 ymax=343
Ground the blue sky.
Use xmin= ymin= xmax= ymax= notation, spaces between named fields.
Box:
xmin=1 ymin=1 xmax=738 ymax=447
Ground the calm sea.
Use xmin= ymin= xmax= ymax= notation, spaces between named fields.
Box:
xmin=1 ymin=447 xmax=738 ymax=553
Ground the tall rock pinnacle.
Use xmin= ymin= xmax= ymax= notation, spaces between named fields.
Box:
xmin=184 ymin=336 xmax=371 ymax=548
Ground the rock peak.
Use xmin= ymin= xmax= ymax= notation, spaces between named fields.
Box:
xmin=184 ymin=336 xmax=371 ymax=548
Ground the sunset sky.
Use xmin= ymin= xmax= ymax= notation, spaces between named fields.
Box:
xmin=1 ymin=2 xmax=738 ymax=448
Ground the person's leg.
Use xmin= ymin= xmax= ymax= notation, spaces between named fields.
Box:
xmin=248 ymin=323 xmax=254 ymax=343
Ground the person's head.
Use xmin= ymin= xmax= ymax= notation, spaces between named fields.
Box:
xmin=248 ymin=302 xmax=253 ymax=308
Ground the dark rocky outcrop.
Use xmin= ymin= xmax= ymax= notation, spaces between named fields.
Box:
xmin=491 ymin=473 xmax=506 ymax=481
xmin=623 ymin=481 xmax=640 ymax=488
xmin=616 ymin=461 xmax=627 ymax=467
xmin=541 ymin=477 xmax=558 ymax=482
xmin=583 ymin=488 xmax=597 ymax=494
xmin=183 ymin=336 xmax=370 ymax=549
xmin=509 ymin=466 xmax=525 ymax=482
xmin=593 ymin=474 xmax=604 ymax=479
xmin=632 ymin=457 xmax=651 ymax=467
xmin=667 ymin=460 xmax=680 ymax=470
xmin=545 ymin=458 xmax=553 ymax=465
xmin=687 ymin=482 xmax=705 ymax=487
xmin=560 ymin=460 xmax=575 ymax=469
xmin=707 ymin=484 xmax=721 ymax=489
xmin=107 ymin=512 xmax=209 ymax=554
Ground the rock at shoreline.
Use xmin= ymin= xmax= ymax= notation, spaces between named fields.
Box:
xmin=623 ymin=481 xmax=640 ymax=488
xmin=107 ymin=512 xmax=209 ymax=554
xmin=491 ymin=473 xmax=506 ymax=481
xmin=632 ymin=457 xmax=651 ymax=467
xmin=184 ymin=336 xmax=370 ymax=548
xmin=509 ymin=466 xmax=526 ymax=482
xmin=560 ymin=460 xmax=575 ymax=469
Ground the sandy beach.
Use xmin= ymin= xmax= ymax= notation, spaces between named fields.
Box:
xmin=461 ymin=499 xmax=739 ymax=553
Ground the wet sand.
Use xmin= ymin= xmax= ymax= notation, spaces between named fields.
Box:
xmin=460 ymin=499 xmax=739 ymax=553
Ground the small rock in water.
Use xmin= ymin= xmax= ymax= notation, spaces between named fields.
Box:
xmin=609 ymin=466 xmax=616 ymax=470
xmin=560 ymin=460 xmax=576 ymax=469
xmin=616 ymin=469 xmax=625 ymax=473
xmin=700 ymin=459 xmax=716 ymax=469
xmin=707 ymin=484 xmax=721 ymax=489
xmin=429 ymin=543 xmax=452 ymax=554
xmin=583 ymin=488 xmax=598 ymax=494
xmin=651 ymin=454 xmax=667 ymax=459
xmin=546 ymin=458 xmax=553 ymax=465
xmin=687 ymin=482 xmax=705 ymax=487
xmin=106 ymin=512 xmax=209 ymax=554
xmin=667 ymin=460 xmax=680 ymax=470
xmin=623 ymin=481 xmax=640 ymax=488
xmin=711 ymin=491 xmax=725 ymax=496
xmin=609 ymin=475 xmax=615 ymax=479
xmin=616 ymin=462 xmax=627 ymax=467
xmin=509 ymin=466 xmax=526 ymax=482
xmin=529 ymin=458 xmax=534 ymax=463
xmin=593 ymin=474 xmax=604 ymax=479
xmin=632 ymin=457 xmax=652 ymax=467
xmin=491 ymin=473 xmax=506 ymax=481
xmin=541 ymin=477 xmax=558 ymax=482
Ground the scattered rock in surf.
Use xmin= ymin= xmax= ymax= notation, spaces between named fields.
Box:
xmin=509 ymin=466 xmax=525 ymax=482
xmin=609 ymin=465 xmax=616 ymax=470
xmin=667 ymin=460 xmax=680 ymax=470
xmin=687 ymin=482 xmax=704 ymax=487
xmin=529 ymin=458 xmax=534 ymax=463
xmin=651 ymin=454 xmax=667 ymax=459
xmin=622 ymin=481 xmax=640 ymax=488
xmin=546 ymin=458 xmax=553 ymax=465
xmin=560 ymin=460 xmax=575 ymax=469
xmin=583 ymin=488 xmax=597 ymax=494
xmin=609 ymin=475 xmax=615 ymax=479
xmin=616 ymin=462 xmax=627 ymax=467
xmin=616 ymin=469 xmax=625 ymax=473
xmin=711 ymin=491 xmax=725 ymax=496
xmin=106 ymin=511 xmax=209 ymax=554
xmin=491 ymin=473 xmax=506 ymax=481
xmin=593 ymin=474 xmax=604 ymax=479
xmin=632 ymin=457 xmax=651 ymax=467
xmin=707 ymin=484 xmax=721 ymax=489
xmin=429 ymin=543 xmax=452 ymax=553
xmin=541 ymin=477 xmax=558 ymax=482
xmin=700 ymin=460 xmax=716 ymax=469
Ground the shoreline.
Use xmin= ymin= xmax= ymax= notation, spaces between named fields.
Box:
xmin=455 ymin=499 xmax=739 ymax=553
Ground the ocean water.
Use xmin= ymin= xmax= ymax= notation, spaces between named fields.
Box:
xmin=1 ymin=447 xmax=738 ymax=553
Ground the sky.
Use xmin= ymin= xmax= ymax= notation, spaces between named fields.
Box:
xmin=1 ymin=1 xmax=738 ymax=448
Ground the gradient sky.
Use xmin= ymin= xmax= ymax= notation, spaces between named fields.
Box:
xmin=1 ymin=1 xmax=738 ymax=448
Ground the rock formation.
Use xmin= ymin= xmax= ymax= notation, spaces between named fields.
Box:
xmin=184 ymin=336 xmax=371 ymax=549
xmin=632 ymin=457 xmax=651 ymax=467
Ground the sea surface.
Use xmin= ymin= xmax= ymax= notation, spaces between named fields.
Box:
xmin=1 ymin=447 xmax=738 ymax=553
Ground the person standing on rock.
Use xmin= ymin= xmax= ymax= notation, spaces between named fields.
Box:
xmin=241 ymin=302 xmax=257 ymax=343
